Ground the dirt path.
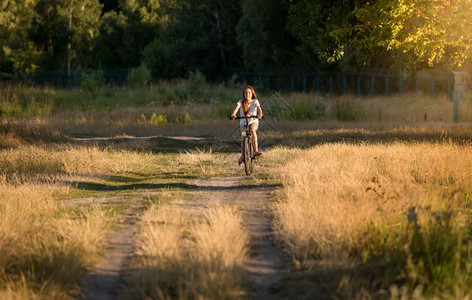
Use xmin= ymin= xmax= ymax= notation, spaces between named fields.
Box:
xmin=71 ymin=174 xmax=283 ymax=299
xmin=70 ymin=136 xmax=285 ymax=298
xmin=190 ymin=176 xmax=285 ymax=300
xmin=75 ymin=198 xmax=144 ymax=300
xmin=74 ymin=176 xmax=284 ymax=300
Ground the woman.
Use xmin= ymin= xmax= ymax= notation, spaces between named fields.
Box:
xmin=230 ymin=86 xmax=263 ymax=165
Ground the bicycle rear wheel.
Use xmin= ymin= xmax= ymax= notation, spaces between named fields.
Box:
xmin=243 ymin=137 xmax=252 ymax=175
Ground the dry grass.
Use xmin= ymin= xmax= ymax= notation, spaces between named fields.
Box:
xmin=3 ymin=85 xmax=472 ymax=298
xmin=0 ymin=144 xmax=163 ymax=182
xmin=273 ymin=141 xmax=472 ymax=259
xmin=270 ymin=141 xmax=472 ymax=297
xmin=0 ymin=136 xmax=166 ymax=297
xmin=0 ymin=126 xmax=242 ymax=298
xmin=123 ymin=203 xmax=250 ymax=299
xmin=175 ymin=148 xmax=231 ymax=177
xmin=4 ymin=85 xmax=472 ymax=138
xmin=282 ymin=92 xmax=472 ymax=123
xmin=0 ymin=179 xmax=111 ymax=299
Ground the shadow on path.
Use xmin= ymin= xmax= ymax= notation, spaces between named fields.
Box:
xmin=70 ymin=181 xmax=281 ymax=193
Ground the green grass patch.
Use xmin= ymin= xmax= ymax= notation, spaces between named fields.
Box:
xmin=351 ymin=206 xmax=472 ymax=298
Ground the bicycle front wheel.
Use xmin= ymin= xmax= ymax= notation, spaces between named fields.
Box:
xmin=248 ymin=137 xmax=254 ymax=174
xmin=243 ymin=137 xmax=252 ymax=175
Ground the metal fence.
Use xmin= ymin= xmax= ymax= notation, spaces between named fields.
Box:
xmin=11 ymin=69 xmax=130 ymax=89
xmin=3 ymin=68 xmax=455 ymax=98
xmin=213 ymin=70 xmax=454 ymax=99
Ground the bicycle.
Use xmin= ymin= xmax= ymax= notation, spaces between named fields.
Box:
xmin=230 ymin=115 xmax=262 ymax=176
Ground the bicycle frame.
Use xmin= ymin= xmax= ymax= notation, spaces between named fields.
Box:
xmin=232 ymin=115 xmax=259 ymax=175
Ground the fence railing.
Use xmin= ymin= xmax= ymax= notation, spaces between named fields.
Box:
xmin=212 ymin=70 xmax=454 ymax=99
xmin=7 ymin=69 xmax=130 ymax=89
xmin=2 ymin=69 xmax=455 ymax=98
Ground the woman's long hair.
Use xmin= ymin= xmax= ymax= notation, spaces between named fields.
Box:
xmin=242 ymin=86 xmax=257 ymax=115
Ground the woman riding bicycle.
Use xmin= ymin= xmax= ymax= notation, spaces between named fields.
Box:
xmin=230 ymin=86 xmax=263 ymax=165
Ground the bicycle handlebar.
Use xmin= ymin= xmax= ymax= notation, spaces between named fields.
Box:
xmin=230 ymin=115 xmax=263 ymax=120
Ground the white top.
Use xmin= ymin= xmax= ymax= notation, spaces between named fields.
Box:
xmin=237 ymin=99 xmax=260 ymax=127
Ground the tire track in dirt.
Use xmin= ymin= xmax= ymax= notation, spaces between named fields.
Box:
xmin=190 ymin=176 xmax=285 ymax=300
xmin=71 ymin=176 xmax=284 ymax=299
xmin=67 ymin=197 xmax=145 ymax=300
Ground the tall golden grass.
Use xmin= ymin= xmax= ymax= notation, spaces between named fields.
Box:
xmin=0 ymin=127 xmax=239 ymax=298
xmin=0 ymin=144 xmax=163 ymax=182
xmin=274 ymin=142 xmax=472 ymax=257
xmin=123 ymin=203 xmax=250 ymax=299
xmin=176 ymin=148 xmax=232 ymax=177
xmin=0 ymin=140 xmax=164 ymax=298
xmin=0 ymin=180 xmax=111 ymax=299
xmin=283 ymin=92 xmax=472 ymax=123
xmin=270 ymin=141 xmax=472 ymax=297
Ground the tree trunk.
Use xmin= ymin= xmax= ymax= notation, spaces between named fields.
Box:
xmin=214 ymin=8 xmax=226 ymax=68
xmin=67 ymin=1 xmax=72 ymax=87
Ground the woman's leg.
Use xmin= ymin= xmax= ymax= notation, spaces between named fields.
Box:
xmin=238 ymin=126 xmax=244 ymax=165
xmin=250 ymin=123 xmax=259 ymax=152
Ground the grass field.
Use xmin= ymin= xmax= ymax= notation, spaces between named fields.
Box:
xmin=1 ymin=82 xmax=472 ymax=299
xmin=266 ymin=142 xmax=472 ymax=298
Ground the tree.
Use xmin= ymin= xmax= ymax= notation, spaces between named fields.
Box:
xmin=91 ymin=10 xmax=127 ymax=68
xmin=143 ymin=0 xmax=242 ymax=77
xmin=119 ymin=0 xmax=162 ymax=68
xmin=288 ymin=0 xmax=472 ymax=72
xmin=0 ymin=0 xmax=42 ymax=74
xmin=30 ymin=0 xmax=102 ymax=71
xmin=237 ymin=0 xmax=298 ymax=69
xmin=356 ymin=0 xmax=472 ymax=71
xmin=287 ymin=0 xmax=369 ymax=69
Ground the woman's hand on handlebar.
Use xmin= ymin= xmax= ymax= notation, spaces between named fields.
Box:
xmin=230 ymin=115 xmax=262 ymax=120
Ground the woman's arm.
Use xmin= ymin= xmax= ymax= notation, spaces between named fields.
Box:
xmin=257 ymin=105 xmax=263 ymax=118
xmin=231 ymin=103 xmax=241 ymax=118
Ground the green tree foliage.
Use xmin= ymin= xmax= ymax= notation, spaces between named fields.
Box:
xmin=0 ymin=0 xmax=42 ymax=74
xmin=142 ymin=0 xmax=242 ymax=78
xmin=119 ymin=0 xmax=162 ymax=67
xmin=237 ymin=0 xmax=298 ymax=69
xmin=2 ymin=0 xmax=472 ymax=77
xmin=30 ymin=0 xmax=102 ymax=70
xmin=355 ymin=0 xmax=472 ymax=71
xmin=288 ymin=0 xmax=472 ymax=72
xmin=92 ymin=11 xmax=127 ymax=68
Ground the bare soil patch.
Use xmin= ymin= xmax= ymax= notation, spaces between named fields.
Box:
xmin=190 ymin=176 xmax=286 ymax=299
xmin=74 ymin=197 xmax=145 ymax=300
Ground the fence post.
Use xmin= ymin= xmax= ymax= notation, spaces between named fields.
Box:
xmin=357 ymin=75 xmax=360 ymax=96
xmin=452 ymin=71 xmax=469 ymax=121
xmin=329 ymin=75 xmax=333 ymax=94
xmin=371 ymin=76 xmax=375 ymax=97
xmin=447 ymin=79 xmax=451 ymax=99
xmin=453 ymin=91 xmax=458 ymax=122
xmin=343 ymin=75 xmax=346 ymax=95
xmin=431 ymin=79 xmax=435 ymax=98
xmin=400 ymin=77 xmax=404 ymax=94
xmin=290 ymin=73 xmax=294 ymax=91
xmin=385 ymin=77 xmax=389 ymax=96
